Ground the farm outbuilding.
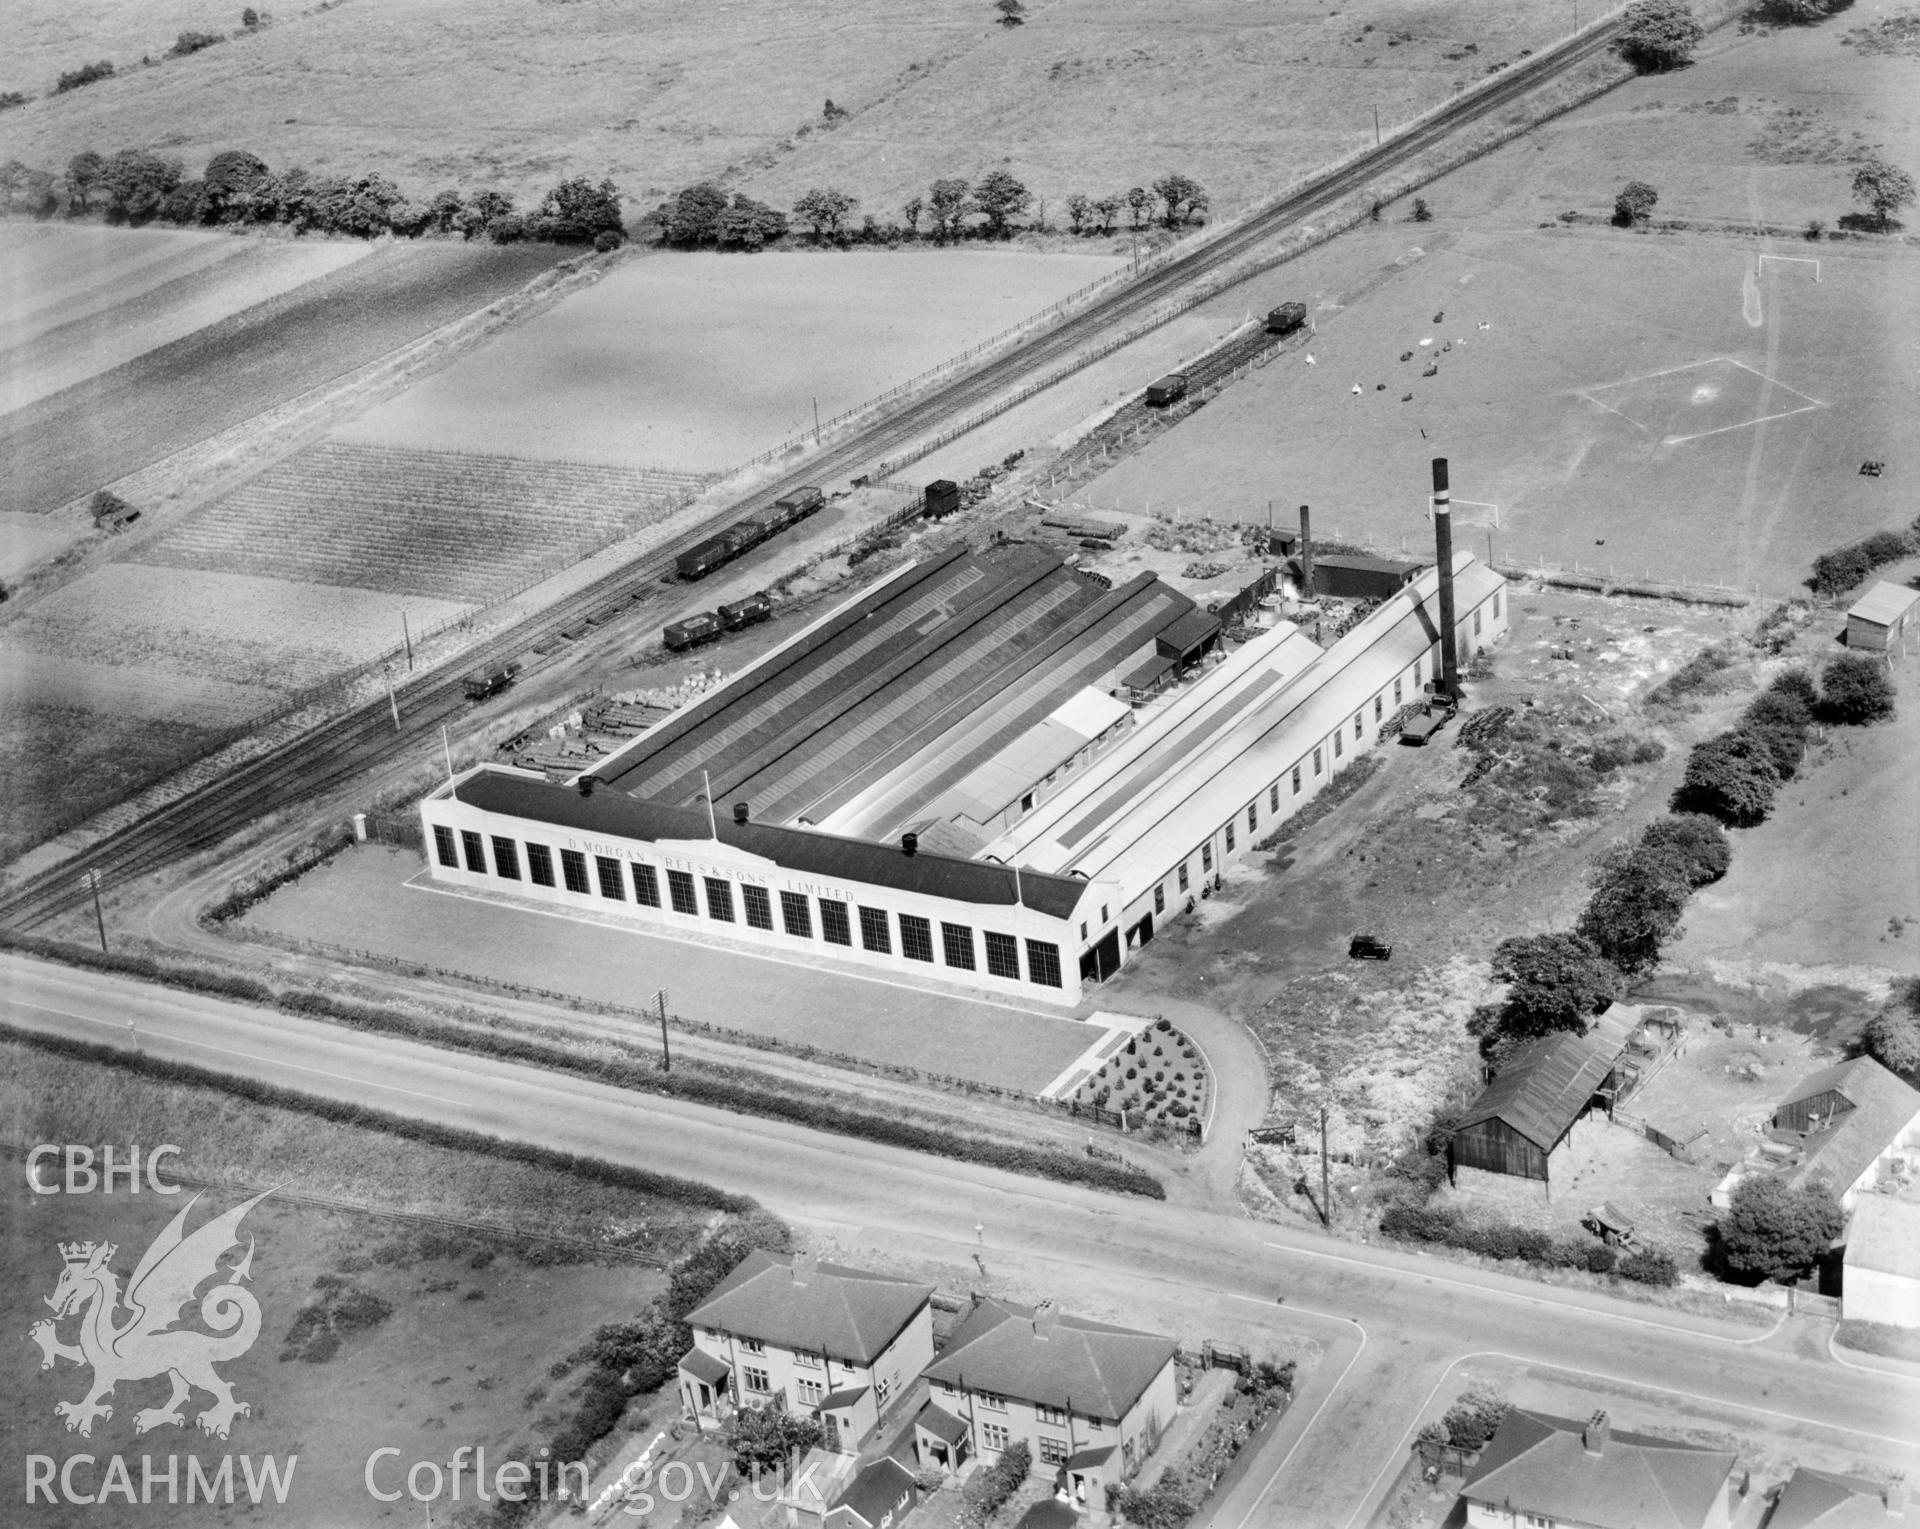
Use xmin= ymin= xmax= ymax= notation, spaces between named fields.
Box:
xmin=1772 ymin=1056 xmax=1920 ymax=1212
xmin=1842 ymin=1196 xmax=1920 ymax=1331
xmin=1287 ymin=553 xmax=1422 ymax=601
xmin=1449 ymin=1010 xmax=1634 ymax=1192
xmin=1846 ymin=581 xmax=1920 ymax=652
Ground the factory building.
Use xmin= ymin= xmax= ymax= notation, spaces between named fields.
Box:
xmin=419 ymin=475 xmax=1508 ymax=1007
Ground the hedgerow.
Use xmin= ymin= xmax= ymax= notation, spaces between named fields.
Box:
xmin=1378 ymin=1204 xmax=1620 ymax=1276
xmin=1807 ymin=525 xmax=1918 ymax=597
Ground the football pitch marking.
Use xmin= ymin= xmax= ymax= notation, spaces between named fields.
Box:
xmin=1577 ymin=356 xmax=1824 ymax=444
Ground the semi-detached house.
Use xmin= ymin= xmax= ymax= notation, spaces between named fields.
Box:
xmin=678 ymin=1251 xmax=934 ymax=1454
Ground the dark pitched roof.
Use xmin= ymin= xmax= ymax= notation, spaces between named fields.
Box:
xmin=817 ymin=1384 xmax=869 ymax=1411
xmin=1777 ymin=1057 xmax=1920 ymax=1195
xmin=921 ymin=1298 xmax=1175 ymax=1421
xmin=678 ymin=1347 xmax=732 ymax=1385
xmin=686 ymin=1250 xmax=933 ymax=1365
xmin=829 ymin=1460 xmax=916 ymax=1529
xmin=914 ymin=1401 xmax=968 ymax=1445
xmin=1462 ymin=1410 xmax=1735 ymax=1529
xmin=1768 ymin=1467 xmax=1914 ymax=1528
xmin=1454 ymin=1023 xmax=1629 ymax=1152
xmin=454 ymin=769 xmax=1092 ymax=920
xmin=1156 ymin=609 xmax=1221 ymax=658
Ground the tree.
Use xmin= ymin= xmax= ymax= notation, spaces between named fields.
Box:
xmin=1152 ymin=173 xmax=1205 ymax=229
xmin=1613 ymin=180 xmax=1659 ymax=225
xmin=715 ymin=194 xmax=788 ymax=250
xmin=1485 ymin=932 xmax=1622 ymax=1042
xmin=662 ymin=182 xmax=728 ymax=246
xmin=170 ymin=31 xmax=224 ymax=57
xmin=459 ymin=187 xmax=512 ymax=239
xmin=1737 ymin=690 xmax=1810 ymax=779
xmin=927 ymin=177 xmax=973 ymax=241
xmin=56 ymin=61 xmax=116 ymax=94
xmin=1065 ymin=192 xmax=1091 ymax=233
xmin=1615 ymin=0 xmax=1703 ymax=71
xmin=1093 ymin=193 xmax=1121 ymax=233
xmin=66 ymin=150 xmax=106 ymax=212
xmin=200 ymin=149 xmax=271 ymax=222
xmin=1411 ymin=196 xmax=1433 ymax=222
xmin=1768 ymin=666 xmax=1819 ymax=712
xmin=90 ymin=489 xmax=133 ymax=526
xmin=537 ymin=176 xmax=624 ymax=242
xmin=1576 ymin=843 xmax=1691 ymax=975
xmin=1820 ymin=654 xmax=1896 ymax=724
xmin=1126 ymin=185 xmax=1152 ymax=229
xmin=723 ymin=1407 xmax=822 ymax=1475
xmin=794 ymin=186 xmax=858 ymax=240
xmin=1756 ymin=0 xmax=1849 ymax=23
xmin=1850 ymin=157 xmax=1916 ymax=231
xmin=1639 ymin=813 xmax=1732 ymax=887
xmin=102 ymin=149 xmax=184 ymax=222
xmin=306 ymin=173 xmax=405 ymax=237
xmin=901 ymin=195 xmax=923 ymax=234
xmin=160 ymin=177 xmax=205 ymax=224
xmin=995 ymin=0 xmax=1027 ymax=24
xmin=423 ymin=188 xmax=466 ymax=236
xmin=1857 ymin=1005 xmax=1920 ymax=1079
xmin=1717 ymin=1176 xmax=1843 ymax=1283
xmin=1673 ymin=730 xmax=1779 ymax=827
xmin=242 ymin=8 xmax=261 ymax=27
xmin=972 ymin=169 xmax=1030 ymax=235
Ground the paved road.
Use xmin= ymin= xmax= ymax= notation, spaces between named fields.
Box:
xmin=8 ymin=956 xmax=1917 ymax=1527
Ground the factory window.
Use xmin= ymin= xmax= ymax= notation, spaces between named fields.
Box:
xmin=780 ymin=892 xmax=813 ymax=938
xmin=597 ymin=855 xmax=626 ymax=900
xmin=1413 ymin=657 xmax=1422 ymax=686
xmin=1474 ymin=608 xmax=1483 ymax=636
xmin=820 ymin=899 xmax=852 ymax=947
xmin=1270 ymin=783 xmax=1280 ymax=814
xmin=1038 ymin=1439 xmax=1069 ymax=1467
xmin=1292 ymin=765 xmax=1302 ymax=795
xmin=667 ymin=869 xmax=698 ymax=915
xmin=942 ymin=922 xmax=976 ymax=969
xmin=1100 ymin=904 xmax=1109 ymax=923
xmin=461 ymin=830 xmax=487 ymax=874
xmin=1178 ymin=865 xmax=1190 ymax=892
xmin=900 ymin=914 xmax=935 ymax=963
xmin=1334 ymin=730 xmax=1343 ymax=759
xmin=742 ymin=884 xmax=772 ymax=930
xmin=1493 ymin=590 xmax=1502 ymax=619
xmin=1020 ymin=792 xmax=1034 ymax=813
xmin=1313 ymin=746 xmax=1323 ymax=776
xmin=858 ymin=906 xmax=892 ymax=954
xmin=1394 ymin=678 xmax=1403 ymax=705
xmin=1248 ymin=803 xmax=1258 ymax=833
xmin=1202 ymin=843 xmax=1214 ymax=871
xmin=1354 ymin=714 xmax=1363 ymax=741
xmin=984 ymin=931 xmax=1020 ymax=980
xmin=432 ymin=825 xmax=459 ymax=868
xmin=704 ymin=877 xmax=735 ymax=922
xmin=561 ymin=849 xmax=592 ymax=895
xmin=1154 ymin=885 xmax=1165 ymax=915
xmin=1375 ymin=696 xmax=1383 ymax=722
xmin=1080 ymin=921 xmax=1088 ymax=940
xmin=1225 ymin=821 xmax=1236 ymax=851
xmin=632 ymin=862 xmax=660 ymax=906
xmin=527 ymin=843 xmax=555 ymax=887
xmin=491 ymin=837 xmax=521 ymax=880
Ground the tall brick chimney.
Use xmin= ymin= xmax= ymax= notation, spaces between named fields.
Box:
xmin=1431 ymin=458 xmax=1459 ymax=701
xmin=1582 ymin=1410 xmax=1610 ymax=1457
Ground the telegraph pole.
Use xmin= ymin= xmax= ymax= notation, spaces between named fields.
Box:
xmin=655 ymin=989 xmax=671 ymax=1072
xmin=402 ymin=612 xmax=414 ymax=671
xmin=83 ymin=869 xmax=108 ymax=954
xmin=1373 ymin=106 xmax=1381 ymax=146
xmin=384 ymin=666 xmax=401 ymax=730
xmin=1320 ymin=1105 xmax=1332 ymax=1230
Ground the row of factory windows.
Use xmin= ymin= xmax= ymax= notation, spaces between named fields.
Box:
xmin=432 ymin=824 xmax=1064 ymax=988
xmin=1127 ymin=596 xmax=1500 ymax=933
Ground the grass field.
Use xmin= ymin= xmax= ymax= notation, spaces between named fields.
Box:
xmin=138 ymin=441 xmax=704 ymax=602
xmin=1075 ymin=18 xmax=1920 ymax=595
xmin=3 ymin=0 xmax=1587 ymax=219
xmin=242 ymin=845 xmax=1100 ymax=1093
xmin=337 ymin=249 xmax=1125 ymax=472
xmin=0 ymin=221 xmax=370 ymax=415
xmin=0 ymin=239 xmax=561 ymax=517
xmin=2 ymin=1040 xmax=703 ymax=1527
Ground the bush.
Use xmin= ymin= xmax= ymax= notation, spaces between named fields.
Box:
xmin=1115 ymin=1467 xmax=1197 ymax=1529
xmin=56 ymin=61 xmax=116 ymax=93
xmin=1577 ymin=841 xmax=1692 ymax=975
xmin=1440 ymin=1384 xmax=1509 ymax=1449
xmin=1613 ymin=180 xmax=1659 ymax=225
xmin=1615 ymin=1248 xmax=1677 ymax=1285
xmin=965 ymin=1440 xmax=1033 ymax=1526
xmin=1672 ymin=730 xmax=1779 ymax=827
xmin=170 ymin=31 xmax=225 ymax=56
xmin=1615 ymin=0 xmax=1703 ymax=69
xmin=1768 ymin=666 xmax=1820 ymax=711
xmin=1638 ymin=813 xmax=1732 ymax=886
xmin=593 ymin=229 xmax=623 ymax=252
xmin=1819 ymin=654 xmax=1895 ymax=724
xmin=1645 ymin=642 xmax=1735 ymax=706
xmin=1717 ymin=1176 xmax=1844 ymax=1283
xmin=1808 ymin=529 xmax=1916 ymax=596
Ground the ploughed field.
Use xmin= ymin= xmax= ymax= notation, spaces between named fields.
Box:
xmin=0 ymin=239 xmax=561 ymax=516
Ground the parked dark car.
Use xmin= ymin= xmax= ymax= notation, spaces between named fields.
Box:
xmin=1348 ymin=934 xmax=1393 ymax=961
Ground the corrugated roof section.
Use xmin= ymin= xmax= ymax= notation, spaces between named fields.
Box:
xmin=1848 ymin=581 xmax=1920 ymax=626
xmin=1454 ymin=1021 xmax=1630 ymax=1152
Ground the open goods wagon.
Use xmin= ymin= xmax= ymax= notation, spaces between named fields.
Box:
xmin=1145 ymin=372 xmax=1189 ymax=407
xmin=1266 ymin=302 xmax=1308 ymax=335
xmin=675 ymin=486 xmax=825 ymax=580
xmin=463 ymin=661 xmax=522 ymax=701
xmin=662 ymin=612 xmax=724 ymax=651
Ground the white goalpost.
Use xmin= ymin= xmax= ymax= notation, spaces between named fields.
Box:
xmin=1758 ymin=254 xmax=1820 ymax=283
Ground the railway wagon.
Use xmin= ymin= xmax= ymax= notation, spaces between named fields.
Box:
xmin=676 ymin=535 xmax=734 ymax=580
xmin=463 ymin=661 xmax=522 ymax=701
xmin=1145 ymin=372 xmax=1189 ymax=407
xmin=769 ymin=486 xmax=825 ymax=528
xmin=719 ymin=593 xmax=773 ymax=631
xmin=1266 ymin=302 xmax=1308 ymax=335
xmin=924 ymin=479 xmax=962 ymax=519
xmin=663 ymin=612 xmax=724 ymax=651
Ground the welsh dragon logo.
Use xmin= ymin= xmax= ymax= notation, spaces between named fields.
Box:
xmin=27 ymin=1189 xmax=268 ymax=1439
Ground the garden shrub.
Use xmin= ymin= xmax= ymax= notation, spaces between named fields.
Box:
xmin=1819 ymin=654 xmax=1896 ymax=724
xmin=1617 ymin=1248 xmax=1678 ymax=1286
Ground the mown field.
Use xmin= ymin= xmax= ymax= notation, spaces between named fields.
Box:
xmin=3 ymin=1038 xmax=706 ymax=1528
xmin=0 ymin=239 xmax=560 ymax=516
xmin=6 ymin=0 xmax=1582 ymax=219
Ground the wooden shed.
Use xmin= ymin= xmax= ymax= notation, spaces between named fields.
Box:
xmin=1846 ymin=581 xmax=1920 ymax=652
xmin=1449 ymin=1016 xmax=1632 ymax=1190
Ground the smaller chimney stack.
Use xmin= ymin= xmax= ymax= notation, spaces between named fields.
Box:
xmin=577 ymin=774 xmax=596 ymax=797
xmin=733 ymin=802 xmax=749 ymax=825
xmin=1887 ymin=1477 xmax=1909 ymax=1517
xmin=1298 ymin=505 xmax=1315 ymax=597
xmin=1582 ymin=1411 xmax=1610 ymax=1457
xmin=902 ymin=832 xmax=919 ymax=857
xmin=1431 ymin=458 xmax=1459 ymax=702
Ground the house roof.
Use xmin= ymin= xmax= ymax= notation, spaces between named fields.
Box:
xmin=1844 ymin=1196 xmax=1920 ymax=1279
xmin=914 ymin=1401 xmax=969 ymax=1445
xmin=685 ymin=1250 xmax=933 ymax=1366
xmin=1848 ymin=581 xmax=1920 ymax=627
xmin=678 ymin=1347 xmax=732 ymax=1386
xmin=921 ymin=1298 xmax=1176 ymax=1422
xmin=1462 ymin=1409 xmax=1736 ymax=1529
xmin=829 ymin=1460 xmax=916 ymax=1529
xmin=1777 ymin=1057 xmax=1920 ymax=1197
xmin=817 ymin=1384 xmax=869 ymax=1411
xmin=451 ymin=768 xmax=1092 ymax=921
xmin=1454 ymin=1017 xmax=1633 ymax=1152
xmin=1767 ymin=1466 xmax=1914 ymax=1528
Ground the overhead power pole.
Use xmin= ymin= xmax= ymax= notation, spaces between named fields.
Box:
xmin=1320 ymin=1105 xmax=1332 ymax=1230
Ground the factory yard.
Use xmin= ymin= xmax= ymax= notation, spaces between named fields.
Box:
xmin=336 ymin=249 xmax=1126 ymax=472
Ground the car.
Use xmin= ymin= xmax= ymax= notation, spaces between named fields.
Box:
xmin=1348 ymin=934 xmax=1393 ymax=961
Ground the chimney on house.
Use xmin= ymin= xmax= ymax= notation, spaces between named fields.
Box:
xmin=1582 ymin=1411 xmax=1610 ymax=1457
xmin=902 ymin=832 xmax=919 ymax=857
xmin=1298 ymin=505 xmax=1315 ymax=597
xmin=1887 ymin=1477 xmax=1909 ymax=1517
xmin=1431 ymin=457 xmax=1459 ymax=702
xmin=733 ymin=802 xmax=750 ymax=825
xmin=791 ymin=1250 xmax=817 ymax=1287
xmin=577 ymin=774 xmax=596 ymax=797
xmin=1032 ymin=1300 xmax=1058 ymax=1339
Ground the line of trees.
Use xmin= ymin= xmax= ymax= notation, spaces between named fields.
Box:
xmin=657 ymin=168 xmax=1208 ymax=251
xmin=2 ymin=146 xmax=625 ymax=246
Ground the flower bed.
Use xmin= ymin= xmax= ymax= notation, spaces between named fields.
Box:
xmin=1071 ymin=1016 xmax=1210 ymax=1129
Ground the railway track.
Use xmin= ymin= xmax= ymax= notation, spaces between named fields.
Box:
xmin=0 ymin=16 xmax=1628 ymax=930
